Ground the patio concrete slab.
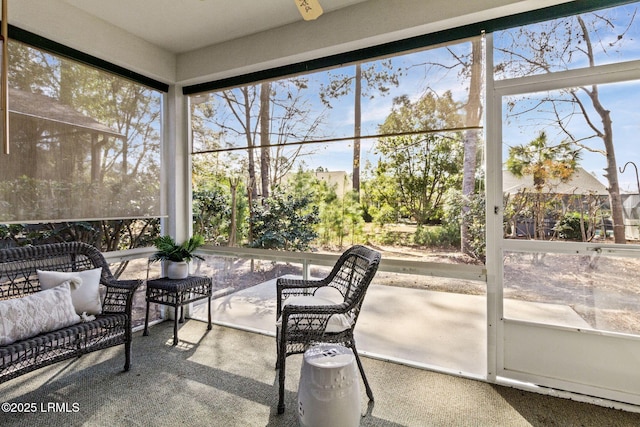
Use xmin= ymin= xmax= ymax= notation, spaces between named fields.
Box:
xmin=191 ymin=275 xmax=590 ymax=377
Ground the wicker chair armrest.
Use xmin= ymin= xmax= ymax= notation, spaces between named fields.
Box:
xmin=282 ymin=301 xmax=348 ymax=316
xmin=102 ymin=279 xmax=142 ymax=314
xmin=280 ymin=302 xmax=352 ymax=337
xmin=277 ymin=277 xmax=328 ymax=292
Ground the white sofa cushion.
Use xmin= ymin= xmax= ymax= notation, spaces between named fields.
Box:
xmin=38 ymin=267 xmax=103 ymax=315
xmin=0 ymin=280 xmax=82 ymax=346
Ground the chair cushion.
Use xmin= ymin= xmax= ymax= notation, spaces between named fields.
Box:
xmin=278 ymin=295 xmax=352 ymax=333
xmin=0 ymin=280 xmax=82 ymax=346
xmin=313 ymin=286 xmax=344 ymax=303
xmin=38 ymin=267 xmax=103 ymax=315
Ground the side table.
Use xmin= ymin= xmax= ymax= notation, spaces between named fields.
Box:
xmin=143 ymin=275 xmax=213 ymax=345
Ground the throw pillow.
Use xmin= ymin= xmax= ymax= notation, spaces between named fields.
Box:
xmin=38 ymin=267 xmax=103 ymax=315
xmin=0 ymin=280 xmax=82 ymax=346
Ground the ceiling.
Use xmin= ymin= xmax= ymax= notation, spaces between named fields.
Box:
xmin=62 ymin=0 xmax=370 ymax=54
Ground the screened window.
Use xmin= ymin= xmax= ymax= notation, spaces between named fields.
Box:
xmin=495 ymin=1 xmax=640 ymax=335
xmin=0 ymin=40 xmax=163 ymax=225
xmin=191 ymin=37 xmax=485 ymax=263
xmin=493 ymin=2 xmax=640 ymax=80
xmin=496 ymin=2 xmax=640 ymax=244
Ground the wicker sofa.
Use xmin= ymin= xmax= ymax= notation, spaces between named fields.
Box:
xmin=0 ymin=242 xmax=141 ymax=384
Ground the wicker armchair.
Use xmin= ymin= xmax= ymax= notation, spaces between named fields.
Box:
xmin=275 ymin=245 xmax=381 ymax=414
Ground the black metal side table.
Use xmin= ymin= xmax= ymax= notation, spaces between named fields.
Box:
xmin=143 ymin=275 xmax=212 ymax=345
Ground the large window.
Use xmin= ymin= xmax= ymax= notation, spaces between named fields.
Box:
xmin=495 ymin=2 xmax=640 ymax=245
xmin=190 ymin=37 xmax=485 ymax=264
xmin=494 ymin=1 xmax=640 ymax=334
xmin=0 ymin=40 xmax=163 ymax=251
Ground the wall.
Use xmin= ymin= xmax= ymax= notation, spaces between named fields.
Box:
xmin=10 ymin=0 xmax=176 ymax=84
xmin=175 ymin=0 xmax=574 ymax=85
xmin=10 ymin=0 xmax=573 ymax=86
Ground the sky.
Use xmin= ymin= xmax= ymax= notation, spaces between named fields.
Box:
xmin=194 ymin=1 xmax=640 ymax=193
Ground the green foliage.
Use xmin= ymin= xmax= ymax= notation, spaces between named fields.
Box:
xmin=249 ymin=191 xmax=320 ymax=251
xmin=443 ymin=189 xmax=486 ymax=261
xmin=316 ymin=189 xmax=364 ymax=247
xmin=193 ymin=187 xmax=230 ymax=243
xmin=0 ymin=219 xmax=160 ymax=251
xmin=372 ymin=91 xmax=464 ymax=224
xmin=361 ymin=172 xmax=399 ymax=227
xmin=413 ymin=224 xmax=460 ymax=248
xmin=284 ymin=170 xmax=365 ymax=247
xmin=376 ymin=229 xmax=412 ymax=246
xmin=506 ymin=131 xmax=580 ymax=191
xmin=505 ymin=131 xmax=581 ymax=240
xmin=555 ymin=212 xmax=586 ymax=241
xmin=151 ymin=234 xmax=205 ymax=262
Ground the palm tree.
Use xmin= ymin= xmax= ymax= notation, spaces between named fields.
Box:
xmin=506 ymin=131 xmax=581 ymax=239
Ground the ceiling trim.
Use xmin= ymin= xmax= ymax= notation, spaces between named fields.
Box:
xmin=9 ymin=24 xmax=170 ymax=92
xmin=183 ymin=0 xmax=635 ymax=95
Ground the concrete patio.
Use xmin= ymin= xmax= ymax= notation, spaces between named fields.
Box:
xmin=190 ymin=276 xmax=591 ymax=378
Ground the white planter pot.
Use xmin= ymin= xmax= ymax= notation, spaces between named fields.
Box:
xmin=166 ymin=261 xmax=189 ymax=279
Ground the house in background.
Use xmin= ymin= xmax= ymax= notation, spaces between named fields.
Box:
xmin=503 ymin=167 xmax=609 ymax=238
xmin=503 ymin=167 xmax=609 ymax=198
xmin=622 ymin=194 xmax=640 ymax=240
xmin=503 ymin=167 xmax=640 ymax=240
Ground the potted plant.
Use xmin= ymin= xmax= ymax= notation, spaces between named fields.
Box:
xmin=151 ymin=234 xmax=205 ymax=279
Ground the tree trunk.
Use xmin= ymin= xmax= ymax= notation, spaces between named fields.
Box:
xmin=241 ymin=87 xmax=258 ymax=201
xmin=581 ymin=84 xmax=624 ymax=242
xmin=600 ymin=107 xmax=625 ymax=243
xmin=461 ymin=38 xmax=483 ymax=255
xmin=576 ymin=17 xmax=625 ymax=244
xmin=228 ymin=177 xmax=239 ymax=247
xmin=259 ymin=82 xmax=271 ymax=199
xmin=353 ymin=64 xmax=362 ymax=200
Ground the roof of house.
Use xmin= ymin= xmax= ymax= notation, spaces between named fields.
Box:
xmin=9 ymin=88 xmax=123 ymax=138
xmin=503 ymin=167 xmax=609 ymax=196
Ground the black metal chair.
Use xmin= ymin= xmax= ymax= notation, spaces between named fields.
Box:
xmin=275 ymin=245 xmax=381 ymax=414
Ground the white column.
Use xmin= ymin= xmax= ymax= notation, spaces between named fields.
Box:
xmin=164 ymin=85 xmax=192 ymax=242
xmin=163 ymin=85 xmax=194 ymax=319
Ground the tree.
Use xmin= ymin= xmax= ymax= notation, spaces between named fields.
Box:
xmin=2 ymin=42 xmax=163 ymax=254
xmin=374 ymin=91 xmax=464 ymax=224
xmin=213 ymin=78 xmax=327 ymax=197
xmin=192 ymin=187 xmax=229 ymax=243
xmin=259 ymin=82 xmax=271 ymax=198
xmin=266 ymin=78 xmax=326 ymax=189
xmin=495 ymin=8 xmax=637 ymax=243
xmin=249 ymin=190 xmax=319 ymax=251
xmin=461 ymin=39 xmax=483 ymax=255
xmin=406 ymin=38 xmax=484 ymax=256
xmin=506 ymin=131 xmax=581 ymax=239
xmin=320 ymin=60 xmax=400 ymax=198
xmin=219 ymin=87 xmax=260 ymax=201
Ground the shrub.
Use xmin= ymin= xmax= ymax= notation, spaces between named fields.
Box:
xmin=555 ymin=212 xmax=586 ymax=240
xmin=249 ymin=191 xmax=320 ymax=251
xmin=413 ymin=224 xmax=460 ymax=248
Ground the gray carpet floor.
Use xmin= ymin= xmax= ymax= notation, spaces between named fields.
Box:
xmin=1 ymin=320 xmax=640 ymax=426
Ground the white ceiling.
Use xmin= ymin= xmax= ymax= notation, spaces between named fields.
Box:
xmin=62 ymin=0 xmax=370 ymax=54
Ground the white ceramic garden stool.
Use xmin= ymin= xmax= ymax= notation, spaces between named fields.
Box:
xmin=298 ymin=344 xmax=361 ymax=427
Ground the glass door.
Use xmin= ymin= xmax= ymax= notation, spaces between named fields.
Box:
xmin=488 ymin=2 xmax=640 ymax=405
